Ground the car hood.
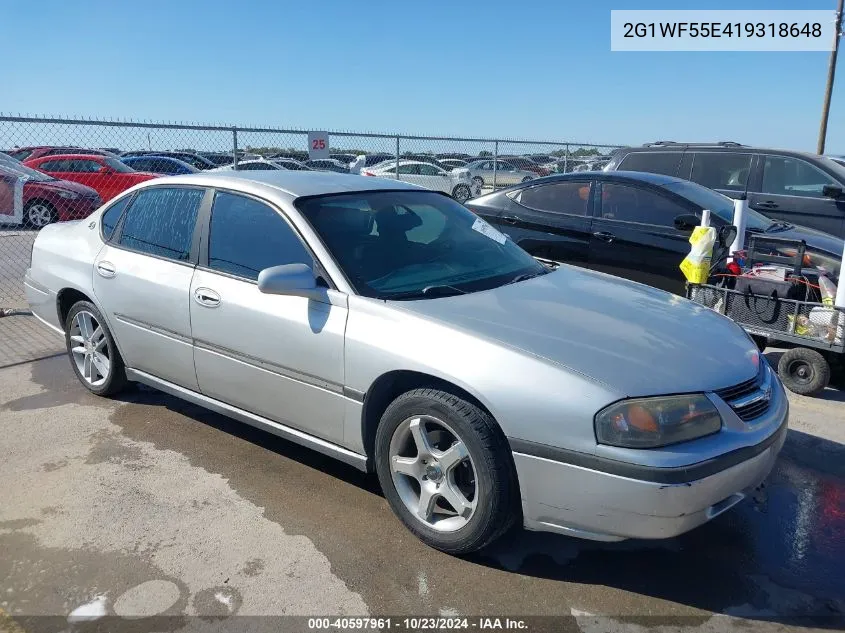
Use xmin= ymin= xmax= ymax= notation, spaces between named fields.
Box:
xmin=395 ymin=266 xmax=759 ymax=397
xmin=758 ymin=223 xmax=844 ymax=260
xmin=29 ymin=178 xmax=99 ymax=197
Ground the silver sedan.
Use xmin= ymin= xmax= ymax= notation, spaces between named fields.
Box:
xmin=25 ymin=171 xmax=787 ymax=554
xmin=466 ymin=159 xmax=536 ymax=187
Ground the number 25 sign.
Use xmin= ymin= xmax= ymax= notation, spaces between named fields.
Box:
xmin=308 ymin=131 xmax=329 ymax=159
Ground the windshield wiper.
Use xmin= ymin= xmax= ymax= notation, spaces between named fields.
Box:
xmin=506 ymin=270 xmax=548 ymax=285
xmin=381 ymin=284 xmax=467 ymax=300
xmin=765 ymin=221 xmax=793 ymax=233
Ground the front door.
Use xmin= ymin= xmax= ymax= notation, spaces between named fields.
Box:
xmin=189 ymin=190 xmax=347 ymax=443
xmin=588 ymin=181 xmax=699 ymax=294
xmin=748 ymin=154 xmax=845 ymax=238
xmin=93 ymin=186 xmax=207 ymax=389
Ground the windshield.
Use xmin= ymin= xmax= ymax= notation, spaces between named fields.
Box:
xmin=105 ymin=157 xmax=135 ymax=173
xmin=297 ymin=190 xmax=546 ymax=299
xmin=662 ymin=180 xmax=774 ymax=231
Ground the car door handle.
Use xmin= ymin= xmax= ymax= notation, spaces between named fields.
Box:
xmin=193 ymin=287 xmax=220 ymax=308
xmin=95 ymin=261 xmax=116 ymax=278
xmin=593 ymin=231 xmax=615 ymax=243
xmin=755 ymin=201 xmax=779 ymax=210
xmin=501 ymin=215 xmax=519 ymax=225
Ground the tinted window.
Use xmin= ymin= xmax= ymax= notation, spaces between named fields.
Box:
xmin=118 ymin=187 xmax=203 ymax=260
xmin=690 ymin=152 xmax=751 ymax=191
xmin=127 ymin=158 xmax=151 ymax=171
xmin=208 ymin=191 xmax=312 ymax=280
xmin=100 ymin=194 xmax=133 ymax=241
xmin=105 ymin=158 xmax=134 ymax=173
xmin=418 ymin=164 xmax=441 ymax=176
xmin=618 ymin=152 xmax=682 ymax=177
xmin=239 ymin=162 xmax=276 ymax=171
xmin=517 ymin=182 xmax=590 ymax=215
xmin=8 ymin=149 xmax=33 ymax=161
xmin=72 ymin=160 xmax=103 ymax=173
xmin=397 ymin=164 xmax=419 ymax=175
xmin=38 ymin=160 xmax=71 ymax=172
xmin=761 ymin=155 xmax=837 ymax=197
xmin=600 ymin=183 xmax=688 ymax=226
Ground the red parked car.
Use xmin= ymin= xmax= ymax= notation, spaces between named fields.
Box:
xmin=24 ymin=154 xmax=158 ymax=203
xmin=0 ymin=160 xmax=101 ymax=228
xmin=5 ymin=146 xmax=116 ymax=162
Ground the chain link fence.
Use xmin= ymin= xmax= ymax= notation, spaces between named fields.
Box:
xmin=0 ymin=114 xmax=620 ymax=366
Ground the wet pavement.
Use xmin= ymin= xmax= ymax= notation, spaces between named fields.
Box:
xmin=1 ymin=355 xmax=844 ymax=632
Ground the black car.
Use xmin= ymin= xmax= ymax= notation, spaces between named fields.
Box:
xmin=467 ymin=172 xmax=843 ymax=295
xmin=604 ymin=142 xmax=845 ymax=238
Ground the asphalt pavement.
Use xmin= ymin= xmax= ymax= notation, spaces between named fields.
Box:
xmin=1 ymin=352 xmax=844 ymax=632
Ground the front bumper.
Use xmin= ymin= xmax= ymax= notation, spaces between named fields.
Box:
xmin=513 ymin=389 xmax=788 ymax=542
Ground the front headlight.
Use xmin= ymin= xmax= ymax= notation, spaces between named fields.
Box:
xmin=57 ymin=191 xmax=80 ymax=199
xmin=595 ymin=394 xmax=722 ymax=448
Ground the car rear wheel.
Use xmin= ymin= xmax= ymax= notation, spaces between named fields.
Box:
xmin=452 ymin=184 xmax=471 ymax=203
xmin=375 ymin=388 xmax=518 ymax=554
xmin=65 ymin=301 xmax=128 ymax=397
xmin=24 ymin=200 xmax=57 ymax=228
xmin=521 ymin=176 xmax=533 ymax=183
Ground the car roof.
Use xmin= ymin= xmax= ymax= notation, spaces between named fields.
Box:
xmin=28 ymin=153 xmax=105 ymax=161
xmin=518 ymin=170 xmax=687 ymax=187
xmin=615 ymin=143 xmax=829 ymax=162
xmin=141 ymin=170 xmax=421 ymax=200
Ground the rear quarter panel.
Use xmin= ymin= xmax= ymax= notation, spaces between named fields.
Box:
xmin=26 ymin=211 xmax=105 ymax=330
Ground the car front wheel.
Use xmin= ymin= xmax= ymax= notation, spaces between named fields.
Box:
xmin=24 ymin=200 xmax=57 ymax=228
xmin=375 ymin=388 xmax=518 ymax=554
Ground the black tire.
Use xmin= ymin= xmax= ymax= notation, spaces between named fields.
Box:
xmin=24 ymin=200 xmax=58 ymax=229
xmin=521 ymin=176 xmax=533 ymax=183
xmin=777 ymin=347 xmax=830 ymax=396
xmin=471 ymin=176 xmax=484 ymax=189
xmin=451 ymin=184 xmax=471 ymax=203
xmin=751 ymin=335 xmax=768 ymax=353
xmin=374 ymin=388 xmax=519 ymax=554
xmin=64 ymin=300 xmax=128 ymax=397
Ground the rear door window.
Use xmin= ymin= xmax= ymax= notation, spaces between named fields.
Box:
xmin=690 ymin=152 xmax=752 ymax=191
xmin=515 ymin=182 xmax=591 ymax=215
xmin=117 ymin=187 xmax=204 ymax=261
xmin=617 ymin=152 xmax=683 ymax=177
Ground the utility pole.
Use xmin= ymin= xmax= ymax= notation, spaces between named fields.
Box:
xmin=817 ymin=0 xmax=844 ymax=154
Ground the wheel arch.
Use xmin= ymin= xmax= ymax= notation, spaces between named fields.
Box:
xmin=55 ymin=287 xmax=128 ymax=363
xmin=360 ymin=369 xmax=501 ymax=467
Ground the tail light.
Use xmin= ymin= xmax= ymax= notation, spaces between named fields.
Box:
xmin=362 ymin=171 xmax=374 ymax=177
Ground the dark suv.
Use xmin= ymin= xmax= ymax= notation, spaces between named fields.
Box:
xmin=604 ymin=142 xmax=845 ymax=238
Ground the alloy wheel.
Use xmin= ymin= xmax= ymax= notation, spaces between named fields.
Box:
xmin=27 ymin=204 xmax=54 ymax=228
xmin=388 ymin=415 xmax=478 ymax=532
xmin=69 ymin=310 xmax=111 ymax=387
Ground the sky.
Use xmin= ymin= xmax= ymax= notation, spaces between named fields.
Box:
xmin=3 ymin=0 xmax=844 ymax=154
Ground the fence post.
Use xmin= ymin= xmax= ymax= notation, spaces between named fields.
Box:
xmin=493 ymin=140 xmax=498 ymax=189
xmin=395 ymin=135 xmax=400 ymax=180
xmin=564 ymin=143 xmax=569 ymax=173
xmin=232 ymin=127 xmax=239 ymax=170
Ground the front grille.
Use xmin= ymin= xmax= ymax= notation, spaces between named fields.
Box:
xmin=715 ymin=375 xmax=759 ymax=401
xmin=715 ymin=368 xmax=772 ymax=422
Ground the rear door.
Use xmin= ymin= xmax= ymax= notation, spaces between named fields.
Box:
xmin=747 ymin=153 xmax=845 ymax=237
xmin=502 ymin=180 xmax=593 ymax=266
xmin=93 ymin=186 xmax=207 ymax=389
xmin=588 ymin=181 xmax=700 ymax=294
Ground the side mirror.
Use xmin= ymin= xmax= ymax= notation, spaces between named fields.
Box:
xmin=673 ymin=213 xmax=701 ymax=231
xmin=822 ymin=184 xmax=843 ymax=199
xmin=257 ymin=263 xmax=319 ymax=298
xmin=101 ymin=167 xmax=114 ymax=175
xmin=717 ymin=224 xmax=738 ymax=249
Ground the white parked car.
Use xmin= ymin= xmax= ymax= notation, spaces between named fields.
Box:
xmin=364 ymin=160 xmax=479 ymax=202
xmin=209 ymin=159 xmax=288 ymax=172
